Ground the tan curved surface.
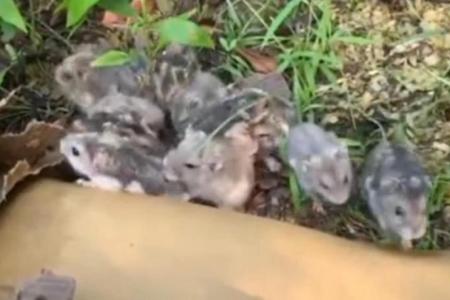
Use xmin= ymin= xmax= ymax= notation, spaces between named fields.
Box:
xmin=0 ymin=179 xmax=449 ymax=300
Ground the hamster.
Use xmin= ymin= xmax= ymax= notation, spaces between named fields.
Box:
xmin=55 ymin=44 xmax=152 ymax=112
xmin=173 ymin=87 xmax=291 ymax=159
xmin=69 ymin=92 xmax=169 ymax=152
xmin=287 ymin=122 xmax=353 ymax=214
xmin=59 ymin=131 xmax=188 ymax=198
xmin=87 ymin=93 xmax=166 ymax=133
xmin=72 ymin=112 xmax=169 ymax=156
xmin=171 ymin=88 xmax=263 ymax=137
xmin=152 ymin=43 xmax=200 ymax=107
xmin=360 ymin=141 xmax=431 ymax=249
xmin=15 ymin=269 xmax=76 ymax=300
xmin=169 ymin=71 xmax=229 ymax=132
xmin=163 ymin=123 xmax=258 ymax=210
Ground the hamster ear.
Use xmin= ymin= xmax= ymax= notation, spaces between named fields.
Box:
xmin=162 ymin=156 xmax=168 ymax=167
xmin=408 ymin=176 xmax=422 ymax=188
xmin=307 ymin=155 xmax=322 ymax=166
xmin=329 ymin=145 xmax=348 ymax=159
xmin=364 ymin=175 xmax=374 ymax=192
xmin=208 ymin=160 xmax=224 ymax=172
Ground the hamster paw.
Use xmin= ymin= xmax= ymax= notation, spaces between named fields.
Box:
xmin=312 ymin=200 xmax=327 ymax=215
xmin=124 ymin=181 xmax=145 ymax=194
xmin=401 ymin=239 xmax=413 ymax=250
xmin=76 ymin=178 xmax=93 ymax=187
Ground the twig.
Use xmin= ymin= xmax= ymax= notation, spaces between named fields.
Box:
xmin=36 ymin=19 xmax=73 ymax=51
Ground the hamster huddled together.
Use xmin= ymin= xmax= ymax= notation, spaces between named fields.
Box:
xmin=287 ymin=123 xmax=431 ymax=249
xmin=55 ymin=41 xmax=432 ymax=249
xmin=55 ymin=42 xmax=291 ymax=211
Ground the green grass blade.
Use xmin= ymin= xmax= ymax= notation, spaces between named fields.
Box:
xmin=66 ymin=0 xmax=100 ymax=27
xmin=225 ymin=0 xmax=242 ymax=28
xmin=262 ymin=0 xmax=302 ymax=47
xmin=289 ymin=171 xmax=302 ymax=213
xmin=97 ymin=0 xmax=137 ymax=17
xmin=0 ymin=0 xmax=27 ymax=33
xmin=91 ymin=50 xmax=132 ymax=67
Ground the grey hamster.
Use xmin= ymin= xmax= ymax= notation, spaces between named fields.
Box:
xmin=360 ymin=141 xmax=431 ymax=248
xmin=55 ymin=44 xmax=152 ymax=111
xmin=59 ymin=131 xmax=187 ymax=198
xmin=16 ymin=269 xmax=76 ymax=300
xmin=73 ymin=111 xmax=168 ymax=157
xmin=168 ymin=71 xmax=228 ymax=132
xmin=152 ymin=43 xmax=200 ymax=107
xmin=87 ymin=93 xmax=166 ymax=133
xmin=172 ymin=88 xmax=263 ymax=137
xmin=163 ymin=123 xmax=258 ymax=210
xmin=287 ymin=122 xmax=353 ymax=214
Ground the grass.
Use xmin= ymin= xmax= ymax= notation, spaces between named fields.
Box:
xmin=218 ymin=0 xmax=374 ymax=211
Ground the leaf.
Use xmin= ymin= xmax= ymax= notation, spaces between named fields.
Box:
xmin=66 ymin=0 xmax=100 ymax=27
xmin=0 ymin=20 xmax=18 ymax=42
xmin=225 ymin=0 xmax=242 ymax=28
xmin=0 ymin=0 xmax=27 ymax=33
xmin=0 ymin=121 xmax=65 ymax=202
xmin=98 ymin=0 xmax=137 ymax=17
xmin=262 ymin=0 xmax=302 ymax=47
xmin=237 ymin=48 xmax=278 ymax=73
xmin=152 ymin=17 xmax=214 ymax=48
xmin=90 ymin=50 xmax=132 ymax=67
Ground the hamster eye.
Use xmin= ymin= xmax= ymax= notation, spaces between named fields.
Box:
xmin=343 ymin=175 xmax=349 ymax=184
xmin=319 ymin=181 xmax=330 ymax=190
xmin=395 ymin=206 xmax=405 ymax=217
xmin=189 ymin=99 xmax=199 ymax=109
xmin=184 ymin=163 xmax=197 ymax=169
xmin=71 ymin=147 xmax=80 ymax=157
xmin=76 ymin=69 xmax=85 ymax=78
xmin=61 ymin=71 xmax=73 ymax=81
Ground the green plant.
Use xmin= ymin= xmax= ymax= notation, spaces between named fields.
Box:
xmin=61 ymin=0 xmax=214 ymax=49
xmin=92 ymin=13 xmax=214 ymax=67
xmin=0 ymin=0 xmax=214 ymax=71
xmin=0 ymin=0 xmax=27 ymax=33
xmin=220 ymin=0 xmax=373 ymax=113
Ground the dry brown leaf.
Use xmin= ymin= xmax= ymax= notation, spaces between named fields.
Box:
xmin=237 ymin=48 xmax=278 ymax=74
xmin=0 ymin=121 xmax=64 ymax=166
xmin=0 ymin=121 xmax=65 ymax=202
xmin=101 ymin=12 xmax=127 ymax=28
